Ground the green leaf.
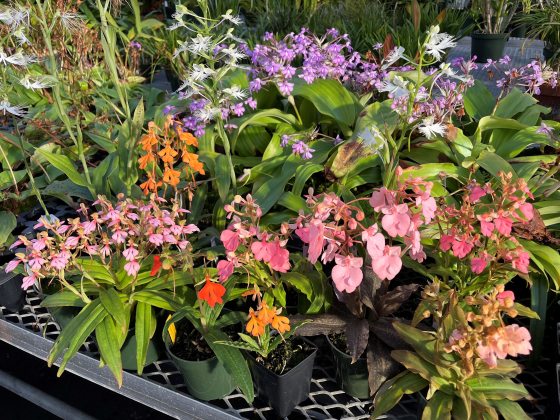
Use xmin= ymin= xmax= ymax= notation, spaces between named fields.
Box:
xmin=466 ymin=378 xmax=529 ymax=400
xmin=491 ymin=399 xmax=531 ymax=420
xmin=215 ymin=154 xmax=231 ymax=203
xmin=214 ymin=311 xmax=246 ymax=330
xmin=494 ymin=88 xmax=537 ymax=119
xmin=422 ymin=392 xmax=453 ymax=420
xmin=519 ymin=239 xmax=560 ymax=290
xmin=41 ymin=291 xmax=85 ymax=308
xmin=464 ymin=80 xmax=495 ymax=120
xmin=277 ymin=192 xmax=307 ymax=214
xmin=529 ymin=274 xmax=547 ymax=359
xmin=99 ymin=289 xmax=127 ymax=333
xmin=36 ymin=149 xmax=89 ymax=187
xmin=96 ymin=316 xmax=123 ymax=386
xmin=476 ymin=150 xmax=517 ymax=179
xmin=292 ymin=78 xmax=358 ymax=127
xmin=372 ymin=371 xmax=428 ymax=418
xmin=0 ymin=211 xmax=16 ymax=246
xmin=76 ymin=258 xmax=116 ymax=284
xmin=203 ymin=328 xmax=254 ymax=402
xmin=132 ymin=290 xmax=180 ymax=311
xmin=292 ymin=163 xmax=323 ymax=197
xmin=353 ymin=100 xmax=399 ymax=135
xmin=135 ymin=302 xmax=155 ymax=374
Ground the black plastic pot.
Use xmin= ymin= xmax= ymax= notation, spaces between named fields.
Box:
xmin=0 ymin=271 xmax=25 ymax=312
xmin=544 ymin=47 xmax=554 ymax=62
xmin=248 ymin=338 xmax=317 ymax=418
xmin=510 ymin=24 xmax=527 ymax=38
xmin=471 ymin=32 xmax=508 ymax=62
xmin=326 ymin=336 xmax=369 ymax=399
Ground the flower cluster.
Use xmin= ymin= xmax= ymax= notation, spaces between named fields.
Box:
xmin=246 ymin=300 xmax=290 ymax=337
xmin=444 ymin=285 xmax=532 ymax=370
xmin=482 ymin=56 xmax=559 ymax=95
xmin=217 ymin=195 xmax=291 ymax=283
xmin=294 ymin=168 xmax=435 ymax=292
xmin=138 ymin=116 xmax=205 ymax=196
xmin=6 ymin=195 xmax=199 ymax=288
xmin=436 ymin=172 xmax=533 ymax=275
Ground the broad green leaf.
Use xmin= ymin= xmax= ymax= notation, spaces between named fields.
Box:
xmin=41 ymin=291 xmax=85 ymax=308
xmin=0 ymin=211 xmax=16 ymax=246
xmin=277 ymin=192 xmax=307 ymax=214
xmin=464 ymin=80 xmax=495 ymax=120
xmin=519 ymin=239 xmax=560 ymax=290
xmin=493 ymin=127 xmax=551 ymax=159
xmin=491 ymin=399 xmax=531 ymax=420
xmin=354 ymin=100 xmax=399 ymax=135
xmin=76 ymin=258 xmax=116 ymax=284
xmin=292 ymin=163 xmax=323 ymax=196
xmin=400 ymin=163 xmax=468 ymax=182
xmin=99 ymin=289 xmax=127 ymax=332
xmin=132 ymin=290 xmax=181 ymax=311
xmin=96 ymin=316 xmax=123 ymax=386
xmin=372 ymin=371 xmax=428 ymax=418
xmin=422 ymin=392 xmax=453 ymax=420
xmin=392 ymin=350 xmax=441 ymax=382
xmin=466 ymin=378 xmax=529 ymax=400
xmin=292 ymin=78 xmax=358 ymax=127
xmin=36 ymin=149 xmax=89 ymax=187
xmin=476 ymin=150 xmax=517 ymax=179
xmin=494 ymin=88 xmax=537 ymax=119
xmin=214 ymin=311 xmax=246 ymax=330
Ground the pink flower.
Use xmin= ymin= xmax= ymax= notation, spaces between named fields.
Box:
xmin=502 ymin=324 xmax=532 ymax=357
xmin=331 ymin=254 xmax=363 ymax=293
xmin=480 ymin=220 xmax=494 ymax=237
xmin=369 ymin=187 xmax=395 ymax=212
xmin=124 ymin=260 xmax=140 ymax=277
xmin=497 ymin=290 xmax=515 ymax=306
xmin=123 ymin=246 xmax=139 ymax=261
xmin=5 ymin=259 xmax=20 ymax=273
xmin=494 ymin=215 xmax=513 ymax=236
xmin=65 ymin=236 xmax=79 ymax=248
xmin=470 ymin=255 xmax=488 ymax=274
xmin=183 ymin=224 xmax=200 ymax=234
xmin=32 ymin=238 xmax=47 ymax=251
xmin=511 ymin=250 xmax=530 ymax=274
xmin=217 ymin=259 xmax=235 ymax=282
xmin=382 ymin=204 xmax=411 ymax=237
xmin=220 ymin=229 xmax=240 ymax=252
xmin=28 ymin=256 xmax=46 ymax=270
xmin=148 ymin=233 xmax=164 ymax=246
xmin=421 ymin=196 xmax=437 ymax=223
xmin=477 ymin=324 xmax=532 ymax=368
xmin=295 ymin=227 xmax=309 ymax=243
xmin=267 ymin=240 xmax=290 ymax=273
xmin=452 ymin=237 xmax=473 ymax=258
xmin=50 ymin=254 xmax=69 ymax=270
xmin=22 ymin=274 xmax=36 ymax=290
xmin=251 ymin=240 xmax=270 ymax=261
xmin=469 ymin=185 xmax=487 ymax=203
xmin=365 ymin=232 xmax=385 ymax=259
xmin=440 ymin=234 xmax=454 ymax=252
xmin=81 ymin=220 xmax=97 ymax=235
xmin=371 ymin=245 xmax=402 ymax=281
xmin=307 ymin=219 xmax=325 ymax=264
xmin=518 ymin=203 xmax=534 ymax=221
xmin=112 ymin=229 xmax=128 ymax=244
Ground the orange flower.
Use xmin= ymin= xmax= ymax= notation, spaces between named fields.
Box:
xmin=256 ymin=302 xmax=276 ymax=326
xmin=197 ymin=276 xmax=226 ymax=308
xmin=162 ymin=167 xmax=181 ymax=187
xmin=158 ymin=141 xmax=178 ymax=164
xmin=140 ymin=131 xmax=158 ymax=152
xmin=271 ymin=315 xmax=291 ymax=334
xmin=182 ymin=151 xmax=205 ymax=175
xmin=139 ymin=177 xmax=162 ymax=195
xmin=177 ymin=127 xmax=198 ymax=147
xmin=138 ymin=153 xmax=155 ymax=170
xmin=150 ymin=255 xmax=162 ymax=276
xmin=246 ymin=308 xmax=265 ymax=337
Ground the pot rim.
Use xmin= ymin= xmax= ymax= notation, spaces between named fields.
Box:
xmin=326 ymin=335 xmax=367 ymax=361
xmin=0 ymin=271 xmax=22 ymax=286
xmin=247 ymin=336 xmax=317 ymax=379
xmin=471 ymin=31 xmax=509 ymax=39
xmin=164 ymin=330 xmax=220 ymax=365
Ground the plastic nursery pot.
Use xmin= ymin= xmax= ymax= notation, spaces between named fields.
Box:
xmin=326 ymin=336 xmax=370 ymax=399
xmin=164 ymin=332 xmax=236 ymax=401
xmin=248 ymin=337 xmax=317 ymax=418
xmin=121 ymin=332 xmax=160 ymax=371
xmin=471 ymin=32 xmax=508 ymax=63
xmin=510 ymin=24 xmax=527 ymax=38
xmin=0 ymin=270 xmax=25 ymax=312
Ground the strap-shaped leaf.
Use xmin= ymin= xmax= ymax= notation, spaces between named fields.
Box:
xmin=421 ymin=392 xmax=453 ymax=420
xmin=41 ymin=291 xmax=85 ymax=308
xmin=214 ymin=311 xmax=247 ymax=330
xmin=132 ymin=290 xmax=180 ymax=311
xmin=76 ymin=258 xmax=116 ymax=284
xmin=99 ymin=288 xmax=127 ymax=333
xmin=96 ymin=316 xmax=123 ymax=386
xmin=36 ymin=149 xmax=89 ymax=187
xmin=215 ymin=154 xmax=231 ymax=203
xmin=372 ymin=371 xmax=428 ymax=418
xmin=466 ymin=377 xmax=529 ymax=401
xmin=491 ymin=399 xmax=531 ymax=420
xmin=135 ymin=302 xmax=155 ymax=374
xmin=202 ymin=327 xmax=255 ymax=403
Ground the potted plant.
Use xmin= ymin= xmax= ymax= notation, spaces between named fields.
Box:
xmin=163 ymin=271 xmax=254 ymax=402
xmin=0 ymin=248 xmax=26 ymax=313
xmin=218 ymin=293 xmax=316 ymax=418
xmin=5 ymin=195 xmax=200 ymax=386
xmin=470 ymin=0 xmax=530 ymax=61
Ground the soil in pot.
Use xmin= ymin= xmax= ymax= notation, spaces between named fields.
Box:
xmin=165 ymin=322 xmax=236 ymax=401
xmin=471 ymin=32 xmax=508 ymax=63
xmin=327 ymin=333 xmax=370 ymax=399
xmin=248 ymin=337 xmax=317 ymax=417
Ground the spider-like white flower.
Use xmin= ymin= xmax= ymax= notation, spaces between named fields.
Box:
xmin=187 ymin=35 xmax=212 ymax=55
xmin=20 ymin=75 xmax=57 ymax=90
xmin=13 ymin=28 xmax=30 ymax=46
xmin=382 ymin=46 xmax=405 ymax=70
xmin=60 ymin=12 xmax=83 ymax=33
xmin=425 ymin=26 xmax=456 ymax=61
xmin=377 ymin=75 xmax=410 ymax=99
xmin=0 ymin=100 xmax=27 ymax=117
xmin=221 ymin=47 xmax=245 ymax=64
xmin=194 ymin=106 xmax=220 ymax=122
xmin=222 ymin=86 xmax=248 ymax=100
xmin=0 ymin=50 xmax=36 ymax=66
xmin=356 ymin=124 xmax=385 ymax=151
xmin=189 ymin=64 xmax=215 ymax=82
xmin=221 ymin=11 xmax=242 ymax=26
xmin=0 ymin=6 xmax=29 ymax=29
xmin=418 ymin=117 xmax=446 ymax=139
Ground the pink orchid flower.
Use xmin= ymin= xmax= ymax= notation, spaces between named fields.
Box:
xmin=331 ymin=254 xmax=363 ymax=293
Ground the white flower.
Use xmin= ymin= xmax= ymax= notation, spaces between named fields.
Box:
xmin=13 ymin=29 xmax=30 ymax=46
xmin=221 ymin=47 xmax=245 ymax=64
xmin=221 ymin=11 xmax=242 ymax=26
xmin=194 ymin=106 xmax=219 ymax=122
xmin=0 ymin=100 xmax=27 ymax=117
xmin=377 ymin=75 xmax=410 ymax=99
xmin=187 ymin=35 xmax=212 ymax=55
xmin=222 ymin=86 xmax=247 ymax=100
xmin=0 ymin=50 xmax=36 ymax=66
xmin=20 ymin=75 xmax=57 ymax=90
xmin=425 ymin=26 xmax=456 ymax=61
xmin=188 ymin=64 xmax=215 ymax=82
xmin=0 ymin=7 xmax=28 ymax=29
xmin=382 ymin=46 xmax=405 ymax=69
xmin=60 ymin=12 xmax=83 ymax=33
xmin=418 ymin=117 xmax=446 ymax=139
xmin=356 ymin=125 xmax=385 ymax=151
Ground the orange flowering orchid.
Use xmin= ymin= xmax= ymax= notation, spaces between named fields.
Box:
xmin=246 ymin=308 xmax=266 ymax=337
xmin=138 ymin=153 xmax=155 ymax=170
xmin=158 ymin=142 xmax=178 ymax=164
xmin=177 ymin=127 xmax=198 ymax=147
xmin=139 ymin=177 xmax=162 ymax=195
xmin=162 ymin=167 xmax=181 ymax=187
xmin=271 ymin=315 xmax=291 ymax=334
xmin=197 ymin=275 xmax=226 ymax=308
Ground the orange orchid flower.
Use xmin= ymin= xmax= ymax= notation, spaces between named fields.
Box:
xmin=197 ymin=276 xmax=226 ymax=308
xmin=271 ymin=315 xmax=291 ymax=334
xmin=139 ymin=177 xmax=162 ymax=195
xmin=177 ymin=127 xmax=198 ymax=147
xmin=246 ymin=308 xmax=265 ymax=337
xmin=138 ymin=153 xmax=155 ymax=170
xmin=256 ymin=302 xmax=276 ymax=326
xmin=182 ymin=151 xmax=205 ymax=175
xmin=162 ymin=167 xmax=181 ymax=186
xmin=158 ymin=141 xmax=178 ymax=164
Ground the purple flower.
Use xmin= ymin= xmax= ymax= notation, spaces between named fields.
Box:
xmin=231 ymin=102 xmax=245 ymax=117
xmin=163 ymin=105 xmax=176 ymax=116
xmin=277 ymin=80 xmax=294 ymax=96
xmin=130 ymin=41 xmax=142 ymax=50
xmin=281 ymin=134 xmax=291 ymax=147
xmin=536 ymin=123 xmax=554 ymax=138
xmin=292 ymin=140 xmax=314 ymax=159
xmin=245 ymin=97 xmax=257 ymax=110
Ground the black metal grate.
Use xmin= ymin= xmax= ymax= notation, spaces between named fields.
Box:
xmin=0 ymin=289 xmax=553 ymax=419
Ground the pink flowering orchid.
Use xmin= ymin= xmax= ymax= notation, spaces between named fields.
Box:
xmin=331 ymin=254 xmax=363 ymax=293
xmin=381 ymin=204 xmax=411 ymax=238
xmin=221 ymin=229 xmax=240 ymax=252
xmin=371 ymin=245 xmax=403 ymax=281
